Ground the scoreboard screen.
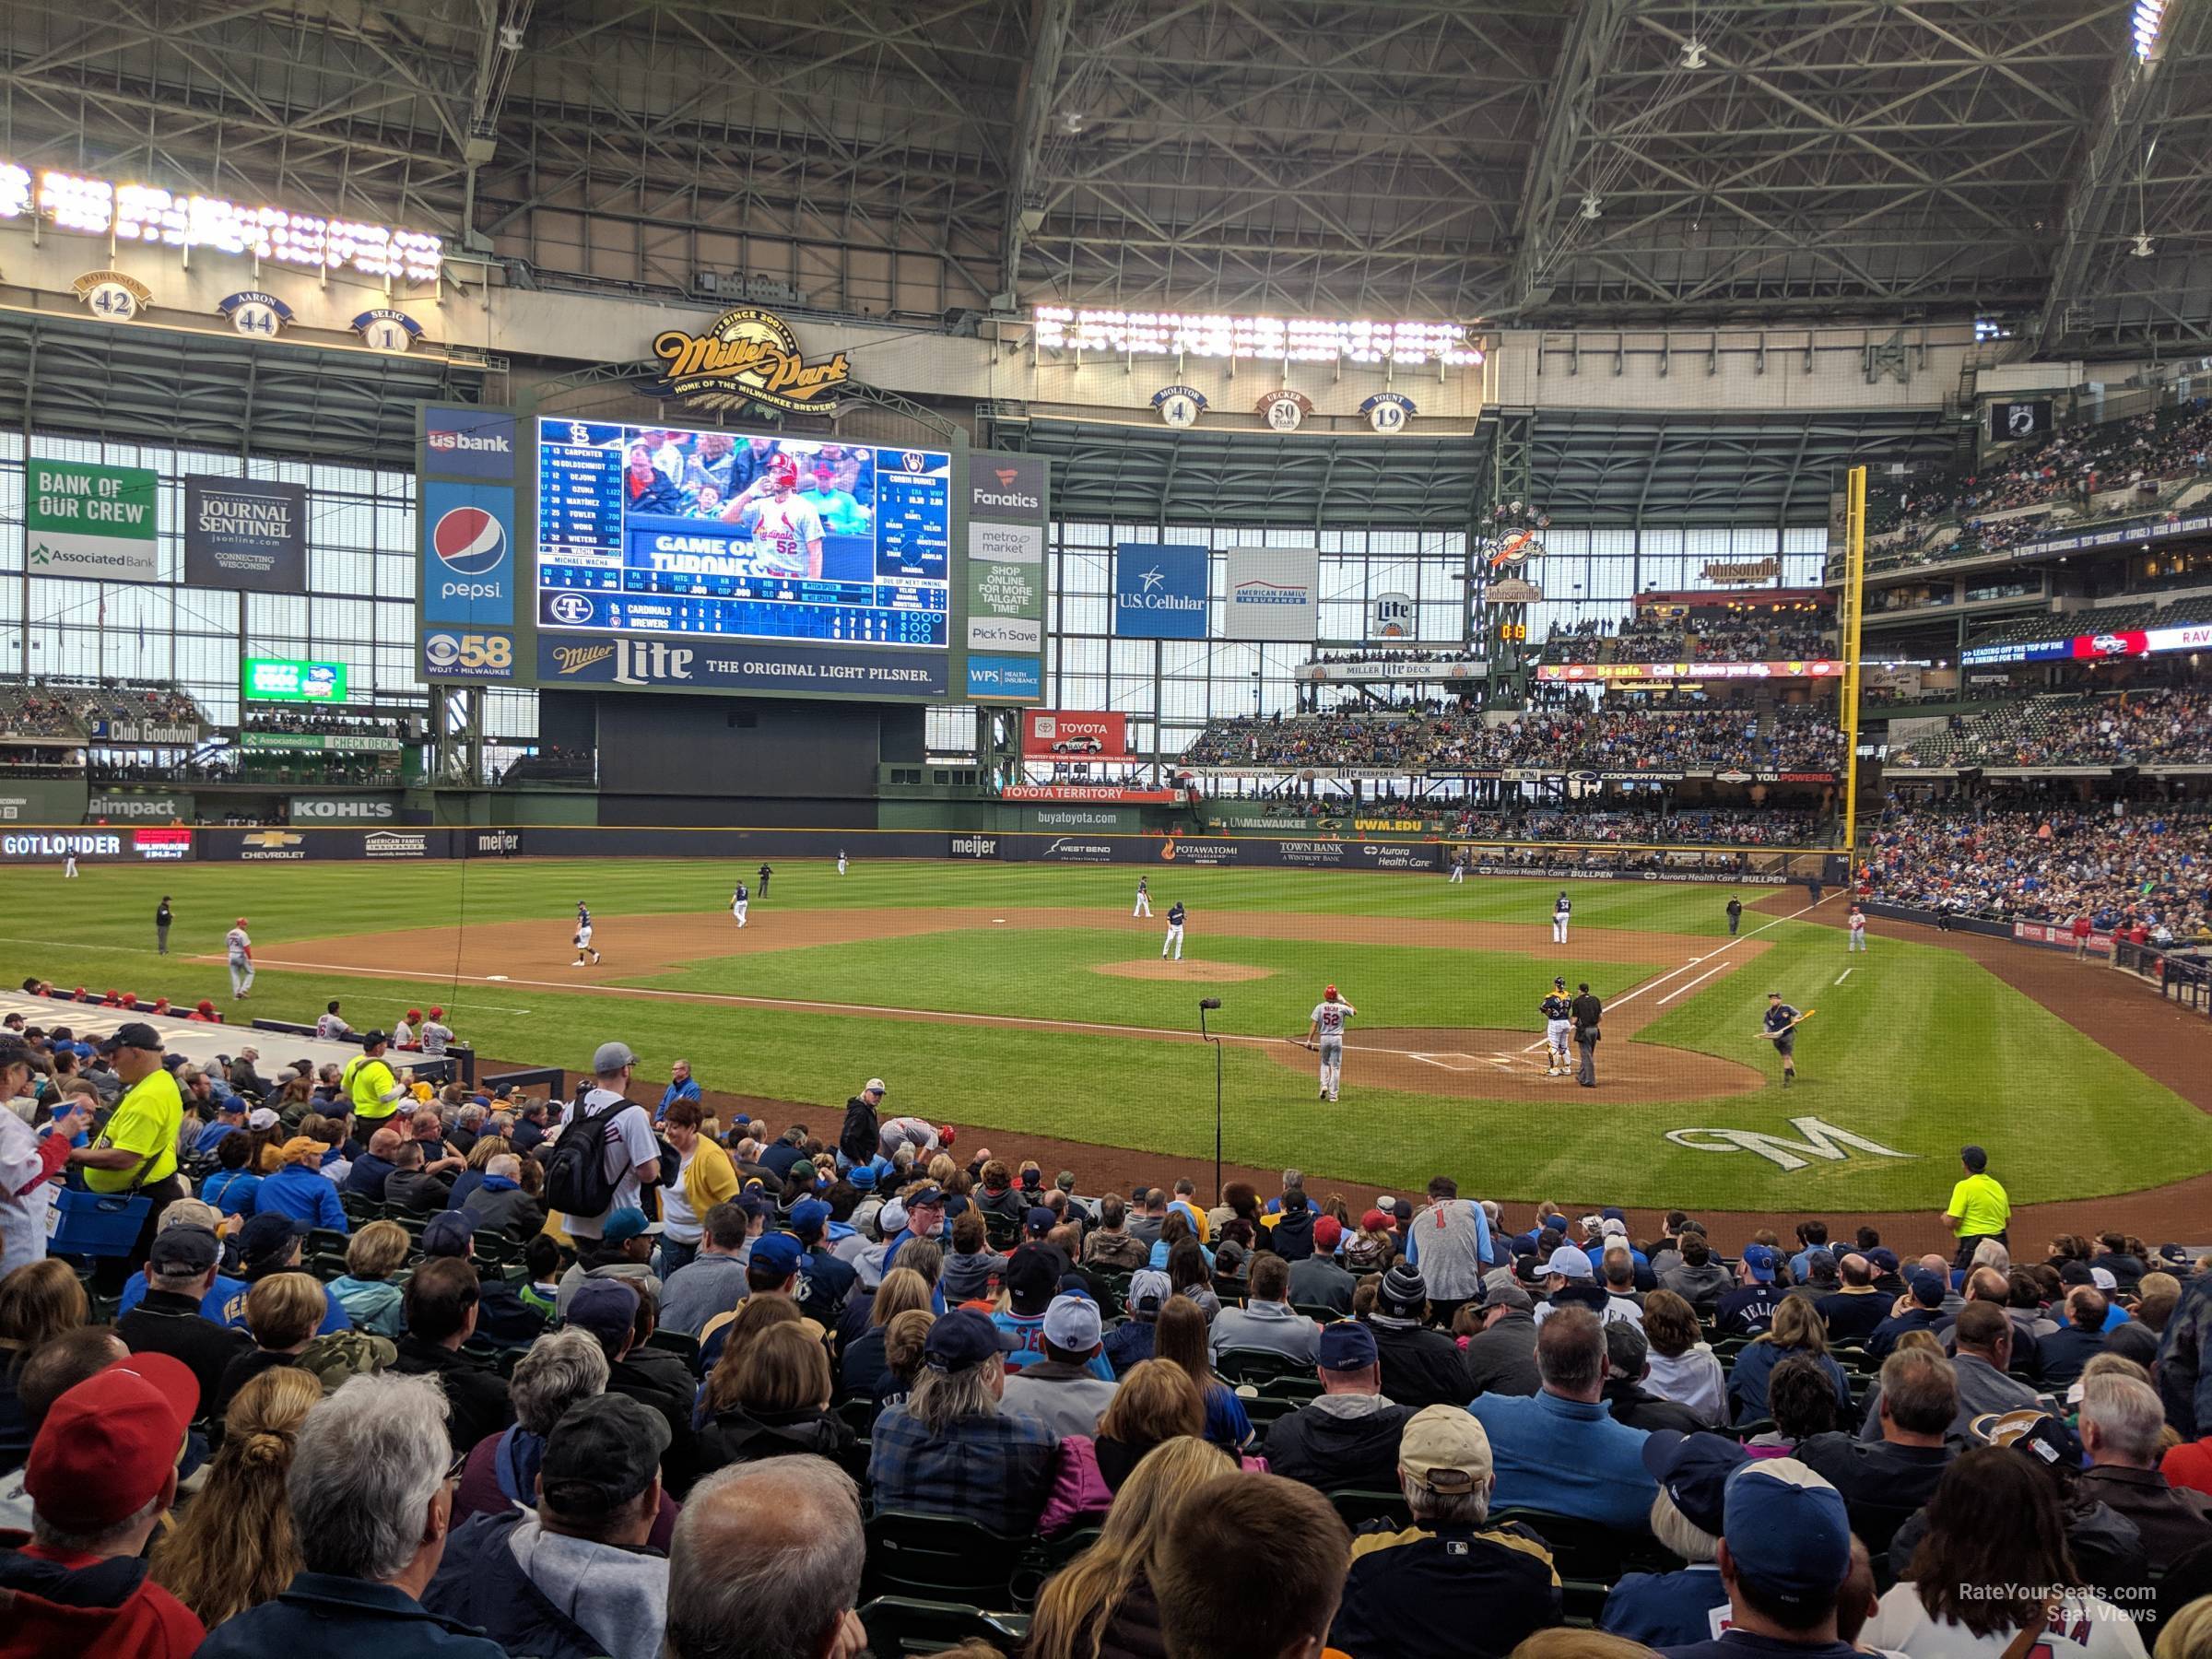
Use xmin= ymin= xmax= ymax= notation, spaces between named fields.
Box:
xmin=535 ymin=419 xmax=951 ymax=650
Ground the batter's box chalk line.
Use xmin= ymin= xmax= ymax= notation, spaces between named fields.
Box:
xmin=1402 ymin=1052 xmax=1491 ymax=1071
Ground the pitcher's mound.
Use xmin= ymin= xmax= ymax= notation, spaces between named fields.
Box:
xmin=1095 ymin=959 xmax=1275 ymax=982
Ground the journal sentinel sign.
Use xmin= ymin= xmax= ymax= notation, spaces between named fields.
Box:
xmin=1113 ymin=544 xmax=1208 ymax=639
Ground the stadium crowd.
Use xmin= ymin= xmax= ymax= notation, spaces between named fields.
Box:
xmin=1448 ymin=807 xmax=1824 ymax=846
xmin=1184 ymin=704 xmax=1842 ymax=775
xmin=1857 ymin=801 xmax=2212 ymax=937
xmin=1889 ymin=690 xmax=2212 ymax=771
xmin=7 ymin=1023 xmax=2212 ymax=1658
xmin=1540 ymin=614 xmax=1830 ymax=665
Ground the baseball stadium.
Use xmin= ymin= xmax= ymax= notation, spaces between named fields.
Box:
xmin=5 ymin=4 xmax=2212 ymax=1655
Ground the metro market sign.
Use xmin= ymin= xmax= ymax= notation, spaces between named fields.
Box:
xmin=239 ymin=732 xmax=402 ymax=754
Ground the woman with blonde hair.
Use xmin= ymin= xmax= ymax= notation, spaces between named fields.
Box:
xmin=700 ymin=1294 xmax=805 ymax=1412
xmin=148 ymin=1366 xmax=318 ymax=1626
xmin=2159 ymin=1594 xmax=2212 ymax=1659
xmin=696 ymin=1319 xmax=854 ymax=1475
xmin=1029 ymin=1436 xmax=1235 ymax=1659
xmin=842 ymin=1265 xmax=931 ymax=1398
xmin=877 ymin=1307 xmax=935 ymax=1418
xmin=326 ymin=1219 xmax=409 ymax=1336
xmin=212 ymin=1271 xmax=325 ymax=1414
xmin=1726 ymin=1292 xmax=1850 ymax=1426
xmin=1639 ymin=1288 xmax=1726 ymax=1426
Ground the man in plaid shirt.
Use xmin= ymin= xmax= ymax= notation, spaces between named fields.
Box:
xmin=867 ymin=1309 xmax=1058 ymax=1535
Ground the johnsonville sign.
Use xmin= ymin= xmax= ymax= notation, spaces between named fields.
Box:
xmin=649 ymin=308 xmax=851 ymax=414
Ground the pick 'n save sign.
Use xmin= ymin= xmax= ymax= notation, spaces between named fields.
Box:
xmin=28 ymin=459 xmax=160 ymax=582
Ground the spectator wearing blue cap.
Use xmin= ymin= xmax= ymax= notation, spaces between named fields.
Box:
xmin=1866 ymin=1269 xmax=1952 ymax=1361
xmin=1327 ymin=1405 xmax=1561 ymax=1659
xmin=789 ymin=1197 xmax=856 ymax=1323
xmin=224 ymin=1212 xmax=350 ymax=1337
xmin=697 ymin=1230 xmax=829 ymax=1375
xmin=1261 ymin=1320 xmax=1414 ymax=1493
xmin=1468 ymin=1306 xmax=1657 ymax=1531
xmin=1601 ymin=1430 xmax=1746 ymax=1647
xmin=1000 ymin=1294 xmax=1121 ymax=1438
xmin=1715 ymin=1243 xmax=1783 ymax=1337
xmin=555 ymin=1207 xmax=664 ymax=1319
xmin=1654 ymin=1458 xmax=1857 ymax=1659
xmin=868 ymin=1308 xmax=1059 ymax=1535
xmin=658 ymin=1203 xmax=753 ymax=1338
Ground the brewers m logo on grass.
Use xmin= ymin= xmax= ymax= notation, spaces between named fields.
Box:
xmin=650 ymin=307 xmax=851 ymax=414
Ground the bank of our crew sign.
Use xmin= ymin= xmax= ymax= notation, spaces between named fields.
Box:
xmin=27 ymin=459 xmax=160 ymax=582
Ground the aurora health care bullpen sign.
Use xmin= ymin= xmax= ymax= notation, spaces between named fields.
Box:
xmin=28 ymin=459 xmax=160 ymax=582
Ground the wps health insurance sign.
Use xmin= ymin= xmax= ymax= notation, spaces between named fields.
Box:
xmin=1114 ymin=543 xmax=1208 ymax=638
xmin=28 ymin=459 xmax=159 ymax=582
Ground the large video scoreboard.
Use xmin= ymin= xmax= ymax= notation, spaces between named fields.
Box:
xmin=536 ymin=419 xmax=952 ymax=649
xmin=415 ymin=397 xmax=1046 ymax=703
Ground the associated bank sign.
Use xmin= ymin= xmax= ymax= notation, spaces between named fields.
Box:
xmin=1113 ymin=543 xmax=1208 ymax=639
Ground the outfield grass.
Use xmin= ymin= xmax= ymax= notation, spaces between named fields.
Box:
xmin=6 ymin=856 xmax=2210 ymax=1211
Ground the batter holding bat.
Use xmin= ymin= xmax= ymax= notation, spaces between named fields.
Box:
xmin=1301 ymin=984 xmax=1356 ymax=1101
xmin=1540 ymin=977 xmax=1574 ymax=1078
xmin=1759 ymin=992 xmax=1813 ymax=1087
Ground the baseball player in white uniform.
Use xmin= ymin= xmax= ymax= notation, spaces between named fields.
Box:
xmin=723 ymin=455 xmax=826 ymax=579
xmin=1448 ymin=849 xmax=1467 ymax=884
xmin=572 ymin=901 xmax=601 ymax=965
xmin=1161 ymin=900 xmax=1186 ymax=960
xmin=1304 ymin=985 xmax=1356 ymax=1101
xmin=62 ymin=853 xmax=77 ymax=878
xmin=732 ymin=881 xmax=749 ymax=928
xmin=1133 ymin=876 xmax=1152 ymax=918
xmin=1551 ymin=889 xmax=1571 ymax=945
xmin=1847 ymin=905 xmax=1868 ymax=952
xmin=226 ymin=917 xmax=254 ymax=999
xmin=837 ymin=849 xmax=848 ymax=877
xmin=1540 ymin=977 xmax=1574 ymax=1077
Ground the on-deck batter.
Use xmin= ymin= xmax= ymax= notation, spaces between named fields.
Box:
xmin=1304 ymin=985 xmax=1356 ymax=1101
xmin=1540 ymin=977 xmax=1574 ymax=1078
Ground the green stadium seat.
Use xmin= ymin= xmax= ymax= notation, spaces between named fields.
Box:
xmin=1213 ymin=1347 xmax=1306 ymax=1388
xmin=1491 ymin=1509 xmax=1685 ymax=1629
xmin=863 ymin=1512 xmax=1029 ymax=1608
xmin=1329 ymin=1488 xmax=1411 ymax=1532
xmin=645 ymin=1327 xmax=700 ymax=1369
xmin=858 ymin=1597 xmax=1028 ymax=1657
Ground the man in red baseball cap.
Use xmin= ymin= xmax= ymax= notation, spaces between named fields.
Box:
xmin=0 ymin=1351 xmax=204 ymax=1656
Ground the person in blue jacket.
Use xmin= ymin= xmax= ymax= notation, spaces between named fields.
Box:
xmin=253 ymin=1135 xmax=349 ymax=1233
xmin=198 ymin=1133 xmax=263 ymax=1218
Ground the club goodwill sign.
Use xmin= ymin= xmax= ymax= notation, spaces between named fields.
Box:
xmin=185 ymin=478 xmax=307 ymax=592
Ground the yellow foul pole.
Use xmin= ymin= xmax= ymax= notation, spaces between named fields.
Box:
xmin=1840 ymin=465 xmax=1868 ymax=861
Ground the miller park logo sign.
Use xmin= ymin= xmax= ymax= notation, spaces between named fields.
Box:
xmin=649 ymin=307 xmax=851 ymax=414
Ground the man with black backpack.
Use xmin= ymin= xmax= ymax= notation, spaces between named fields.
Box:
xmin=544 ymin=1041 xmax=662 ymax=1242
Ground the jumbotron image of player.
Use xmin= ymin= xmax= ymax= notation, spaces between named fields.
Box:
xmin=720 ymin=453 xmax=825 ymax=579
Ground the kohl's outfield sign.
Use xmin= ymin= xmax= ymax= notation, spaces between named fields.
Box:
xmin=27 ymin=459 xmax=159 ymax=581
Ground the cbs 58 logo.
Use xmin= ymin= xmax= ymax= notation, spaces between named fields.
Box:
xmin=424 ymin=631 xmax=514 ymax=676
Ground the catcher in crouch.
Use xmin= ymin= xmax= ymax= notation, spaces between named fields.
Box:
xmin=1302 ymin=985 xmax=1357 ymax=1102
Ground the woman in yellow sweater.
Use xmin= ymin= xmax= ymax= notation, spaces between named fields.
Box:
xmin=661 ymin=1099 xmax=739 ymax=1278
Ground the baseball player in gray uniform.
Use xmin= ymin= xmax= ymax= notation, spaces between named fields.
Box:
xmin=1303 ymin=985 xmax=1356 ymax=1101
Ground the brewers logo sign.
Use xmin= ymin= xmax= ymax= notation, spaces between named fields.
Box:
xmin=651 ymin=307 xmax=852 ymax=414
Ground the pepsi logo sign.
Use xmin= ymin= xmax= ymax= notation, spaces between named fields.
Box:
xmin=434 ymin=506 xmax=508 ymax=575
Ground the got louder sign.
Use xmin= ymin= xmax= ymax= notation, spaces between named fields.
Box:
xmin=1020 ymin=711 xmax=1130 ymax=759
